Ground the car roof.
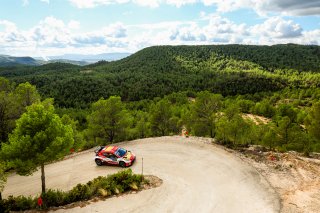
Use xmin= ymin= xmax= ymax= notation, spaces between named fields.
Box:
xmin=102 ymin=146 xmax=119 ymax=154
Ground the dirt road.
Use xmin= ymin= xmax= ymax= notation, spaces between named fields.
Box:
xmin=3 ymin=136 xmax=281 ymax=213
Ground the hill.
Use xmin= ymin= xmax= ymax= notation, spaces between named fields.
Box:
xmin=0 ymin=52 xmax=131 ymax=67
xmin=89 ymin=44 xmax=320 ymax=72
xmin=47 ymin=52 xmax=131 ymax=63
xmin=1 ymin=44 xmax=319 ymax=108
xmin=0 ymin=55 xmax=40 ymax=66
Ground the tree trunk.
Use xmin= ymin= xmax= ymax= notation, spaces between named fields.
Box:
xmin=109 ymin=131 xmax=114 ymax=142
xmin=41 ymin=164 xmax=45 ymax=194
xmin=210 ymin=129 xmax=216 ymax=138
xmin=0 ymin=192 xmax=2 ymax=200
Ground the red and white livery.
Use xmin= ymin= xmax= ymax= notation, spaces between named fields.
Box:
xmin=94 ymin=145 xmax=136 ymax=167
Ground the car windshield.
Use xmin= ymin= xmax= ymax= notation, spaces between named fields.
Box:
xmin=115 ymin=148 xmax=127 ymax=157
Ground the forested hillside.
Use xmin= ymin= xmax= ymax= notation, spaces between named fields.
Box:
xmin=102 ymin=44 xmax=320 ymax=72
xmin=1 ymin=44 xmax=320 ymax=156
xmin=0 ymin=55 xmax=40 ymax=67
xmin=1 ymin=44 xmax=320 ymax=108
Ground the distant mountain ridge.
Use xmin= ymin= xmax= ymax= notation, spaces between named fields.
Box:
xmin=47 ymin=53 xmax=131 ymax=63
xmin=0 ymin=55 xmax=40 ymax=66
xmin=0 ymin=52 xmax=132 ymax=67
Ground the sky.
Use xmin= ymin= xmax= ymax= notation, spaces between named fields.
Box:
xmin=0 ymin=0 xmax=319 ymax=58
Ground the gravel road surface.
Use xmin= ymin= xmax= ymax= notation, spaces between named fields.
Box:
xmin=3 ymin=136 xmax=281 ymax=213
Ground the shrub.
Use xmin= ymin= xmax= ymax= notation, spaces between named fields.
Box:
xmin=42 ymin=189 xmax=67 ymax=207
xmin=66 ymin=183 xmax=92 ymax=203
xmin=97 ymin=188 xmax=108 ymax=197
xmin=1 ymin=195 xmax=36 ymax=212
xmin=1 ymin=169 xmax=144 ymax=212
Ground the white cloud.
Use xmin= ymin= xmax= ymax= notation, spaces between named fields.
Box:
xmin=71 ymin=22 xmax=128 ymax=47
xmin=201 ymin=0 xmax=250 ymax=12
xmin=0 ymin=17 xmax=132 ymax=56
xmin=0 ymin=20 xmax=18 ymax=32
xmin=201 ymin=0 xmax=320 ymax=16
xmin=260 ymin=0 xmax=320 ymax=16
xmin=0 ymin=20 xmax=26 ymax=43
xmin=68 ymin=0 xmax=320 ymax=16
xmin=205 ymin=15 xmax=249 ymax=36
xmin=69 ymin=0 xmax=130 ymax=8
xmin=170 ymin=24 xmax=206 ymax=41
xmin=301 ymin=29 xmax=320 ymax=45
xmin=31 ymin=17 xmax=71 ymax=47
xmin=73 ymin=34 xmax=107 ymax=46
xmin=21 ymin=0 xmax=50 ymax=7
xmin=104 ymin=22 xmax=127 ymax=38
xmin=132 ymin=0 xmax=161 ymax=8
xmin=167 ymin=14 xmax=249 ymax=44
xmin=70 ymin=0 xmax=194 ymax=8
xmin=166 ymin=0 xmax=197 ymax=7
xmin=251 ymin=17 xmax=303 ymax=38
xmin=0 ymin=14 xmax=318 ymax=57
xmin=68 ymin=20 xmax=80 ymax=30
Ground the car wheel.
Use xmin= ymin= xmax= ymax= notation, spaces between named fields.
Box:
xmin=95 ymin=159 xmax=102 ymax=166
xmin=119 ymin=161 xmax=126 ymax=168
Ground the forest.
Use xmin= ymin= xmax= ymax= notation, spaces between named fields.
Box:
xmin=0 ymin=44 xmax=319 ymax=108
xmin=0 ymin=44 xmax=320 ymax=154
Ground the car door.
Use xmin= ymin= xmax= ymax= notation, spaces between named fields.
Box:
xmin=102 ymin=153 xmax=113 ymax=164
xmin=108 ymin=154 xmax=119 ymax=165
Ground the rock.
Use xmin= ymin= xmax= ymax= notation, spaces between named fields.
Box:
xmin=248 ymin=145 xmax=267 ymax=152
xmin=309 ymin=152 xmax=320 ymax=159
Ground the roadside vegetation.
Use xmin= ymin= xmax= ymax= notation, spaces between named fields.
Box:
xmin=0 ymin=169 xmax=144 ymax=212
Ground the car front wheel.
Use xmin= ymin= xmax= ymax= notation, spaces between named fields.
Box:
xmin=119 ymin=161 xmax=126 ymax=168
xmin=95 ymin=159 xmax=102 ymax=166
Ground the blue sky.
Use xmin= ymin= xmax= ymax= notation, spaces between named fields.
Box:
xmin=0 ymin=0 xmax=319 ymax=57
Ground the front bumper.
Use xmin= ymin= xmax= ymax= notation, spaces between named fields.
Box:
xmin=125 ymin=156 xmax=136 ymax=167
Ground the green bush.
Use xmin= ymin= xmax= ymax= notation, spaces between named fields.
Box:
xmin=66 ymin=183 xmax=92 ymax=203
xmin=87 ymin=169 xmax=143 ymax=196
xmin=42 ymin=189 xmax=67 ymax=207
xmin=1 ymin=169 xmax=144 ymax=212
xmin=1 ymin=195 xmax=36 ymax=212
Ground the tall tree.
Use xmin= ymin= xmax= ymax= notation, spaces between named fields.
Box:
xmin=305 ymin=102 xmax=320 ymax=141
xmin=276 ymin=116 xmax=292 ymax=145
xmin=13 ymin=82 xmax=40 ymax=115
xmin=87 ymin=96 xmax=130 ymax=143
xmin=0 ymin=78 xmax=14 ymax=143
xmin=0 ymin=77 xmax=12 ymax=93
xmin=0 ymin=162 xmax=7 ymax=200
xmin=150 ymin=99 xmax=172 ymax=136
xmin=134 ymin=111 xmax=151 ymax=138
xmin=0 ymin=92 xmax=14 ymax=143
xmin=0 ymin=100 xmax=74 ymax=194
xmin=191 ymin=91 xmax=222 ymax=137
xmin=0 ymin=80 xmax=40 ymax=144
xmin=225 ymin=115 xmax=250 ymax=146
xmin=61 ymin=114 xmax=84 ymax=150
xmin=261 ymin=125 xmax=278 ymax=150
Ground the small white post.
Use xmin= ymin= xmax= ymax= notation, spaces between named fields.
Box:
xmin=142 ymin=157 xmax=144 ymax=180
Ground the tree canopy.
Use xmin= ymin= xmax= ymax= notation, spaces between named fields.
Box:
xmin=87 ymin=96 xmax=130 ymax=144
xmin=0 ymin=100 xmax=74 ymax=193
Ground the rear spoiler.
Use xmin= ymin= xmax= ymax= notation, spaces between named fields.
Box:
xmin=94 ymin=146 xmax=104 ymax=154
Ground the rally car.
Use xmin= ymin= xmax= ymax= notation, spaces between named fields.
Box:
xmin=94 ymin=145 xmax=136 ymax=167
